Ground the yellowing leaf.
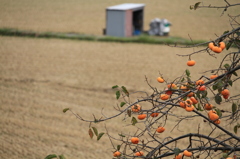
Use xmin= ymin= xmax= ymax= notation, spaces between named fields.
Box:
xmin=89 ymin=128 xmax=94 ymax=139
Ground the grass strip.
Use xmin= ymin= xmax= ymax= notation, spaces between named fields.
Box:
xmin=0 ymin=28 xmax=207 ymax=46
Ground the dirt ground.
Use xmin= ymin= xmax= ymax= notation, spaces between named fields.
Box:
xmin=0 ymin=36 xmax=239 ymax=159
xmin=0 ymin=0 xmax=240 ymax=158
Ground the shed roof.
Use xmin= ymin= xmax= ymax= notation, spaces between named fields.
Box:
xmin=106 ymin=3 xmax=145 ymax=11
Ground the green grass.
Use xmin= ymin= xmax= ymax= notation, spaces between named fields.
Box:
xmin=0 ymin=28 xmax=207 ymax=46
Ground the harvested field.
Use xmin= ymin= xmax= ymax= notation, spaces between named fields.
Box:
xmin=0 ymin=36 xmax=239 ymax=159
xmin=0 ymin=0 xmax=239 ymax=40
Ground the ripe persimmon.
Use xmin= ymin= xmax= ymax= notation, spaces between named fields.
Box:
xmin=187 ymin=60 xmax=196 ymax=66
xmin=131 ymin=137 xmax=139 ymax=144
xmin=208 ymin=42 xmax=215 ymax=50
xmin=183 ymin=150 xmax=192 ymax=157
xmin=208 ymin=110 xmax=219 ymax=121
xmin=212 ymin=46 xmax=222 ymax=53
xmin=221 ymin=89 xmax=230 ymax=96
xmin=137 ymin=114 xmax=147 ymax=120
xmin=204 ymin=103 xmax=213 ymax=110
xmin=150 ymin=112 xmax=159 ymax=117
xmin=113 ymin=151 xmax=121 ymax=157
xmin=190 ymin=97 xmax=198 ymax=104
xmin=135 ymin=151 xmax=144 ymax=156
xmin=219 ymin=41 xmax=225 ymax=50
xmin=187 ymin=92 xmax=194 ymax=97
xmin=210 ymin=74 xmax=218 ymax=79
xmin=214 ymin=119 xmax=221 ymax=124
xmin=185 ymin=105 xmax=195 ymax=112
xmin=180 ymin=85 xmax=188 ymax=92
xmin=179 ymin=101 xmax=186 ymax=108
xmin=157 ymin=77 xmax=165 ymax=83
xmin=160 ymin=94 xmax=170 ymax=100
xmin=167 ymin=83 xmax=177 ymax=89
xmin=165 ymin=88 xmax=173 ymax=95
xmin=175 ymin=154 xmax=183 ymax=159
xmin=131 ymin=104 xmax=141 ymax=112
xmin=156 ymin=127 xmax=165 ymax=133
xmin=185 ymin=99 xmax=193 ymax=106
xmin=223 ymin=94 xmax=229 ymax=99
xmin=197 ymin=85 xmax=206 ymax=91
xmin=196 ymin=79 xmax=204 ymax=85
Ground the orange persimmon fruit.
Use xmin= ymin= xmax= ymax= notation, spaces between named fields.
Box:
xmin=131 ymin=137 xmax=139 ymax=144
xmin=157 ymin=77 xmax=165 ymax=83
xmin=187 ymin=60 xmax=196 ymax=66
xmin=131 ymin=104 xmax=141 ymax=112
xmin=204 ymin=103 xmax=213 ymax=110
xmin=113 ymin=151 xmax=121 ymax=157
xmin=190 ymin=97 xmax=198 ymax=104
xmin=210 ymin=74 xmax=218 ymax=79
xmin=196 ymin=79 xmax=205 ymax=85
xmin=175 ymin=154 xmax=183 ymax=159
xmin=219 ymin=41 xmax=226 ymax=50
xmin=183 ymin=150 xmax=192 ymax=157
xmin=150 ymin=112 xmax=159 ymax=117
xmin=137 ymin=114 xmax=147 ymax=120
xmin=156 ymin=127 xmax=165 ymax=133
xmin=135 ymin=151 xmax=144 ymax=156
xmin=212 ymin=46 xmax=222 ymax=53
xmin=185 ymin=105 xmax=195 ymax=112
xmin=208 ymin=110 xmax=219 ymax=121
xmin=160 ymin=94 xmax=170 ymax=100
xmin=221 ymin=89 xmax=230 ymax=96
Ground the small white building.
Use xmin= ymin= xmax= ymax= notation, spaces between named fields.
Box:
xmin=105 ymin=3 xmax=145 ymax=37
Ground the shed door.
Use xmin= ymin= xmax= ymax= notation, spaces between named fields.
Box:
xmin=106 ymin=10 xmax=125 ymax=37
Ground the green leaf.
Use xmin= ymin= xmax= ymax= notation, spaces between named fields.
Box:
xmin=194 ymin=2 xmax=201 ymax=10
xmin=117 ymin=145 xmax=121 ymax=151
xmin=197 ymin=103 xmax=203 ymax=111
xmin=112 ymin=85 xmax=119 ymax=89
xmin=233 ymin=71 xmax=238 ymax=76
xmin=131 ymin=117 xmax=138 ymax=126
xmin=120 ymin=102 xmax=126 ymax=107
xmin=232 ymin=103 xmax=237 ymax=113
xmin=234 ymin=125 xmax=238 ymax=134
xmin=223 ymin=30 xmax=229 ymax=34
xmin=116 ymin=90 xmax=120 ymax=99
xmin=89 ymin=128 xmax=94 ymax=139
xmin=173 ymin=147 xmax=181 ymax=155
xmin=224 ymin=63 xmax=230 ymax=69
xmin=226 ymin=41 xmax=233 ymax=50
xmin=127 ymin=109 xmax=132 ymax=117
xmin=92 ymin=127 xmax=98 ymax=136
xmin=228 ymin=80 xmax=233 ymax=86
xmin=63 ymin=108 xmax=69 ymax=113
xmin=118 ymin=133 xmax=126 ymax=137
xmin=202 ymin=90 xmax=208 ymax=98
xmin=186 ymin=69 xmax=190 ymax=77
xmin=196 ymin=92 xmax=201 ymax=99
xmin=215 ymin=108 xmax=222 ymax=118
xmin=212 ymin=83 xmax=218 ymax=90
xmin=97 ymin=132 xmax=104 ymax=141
xmin=121 ymin=86 xmax=129 ymax=97
xmin=190 ymin=5 xmax=194 ymax=10
xmin=45 ymin=154 xmax=58 ymax=159
xmin=59 ymin=155 xmax=66 ymax=159
xmin=181 ymin=78 xmax=185 ymax=82
xmin=215 ymin=94 xmax=222 ymax=104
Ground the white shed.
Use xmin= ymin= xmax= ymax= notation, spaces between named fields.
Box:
xmin=105 ymin=3 xmax=145 ymax=37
